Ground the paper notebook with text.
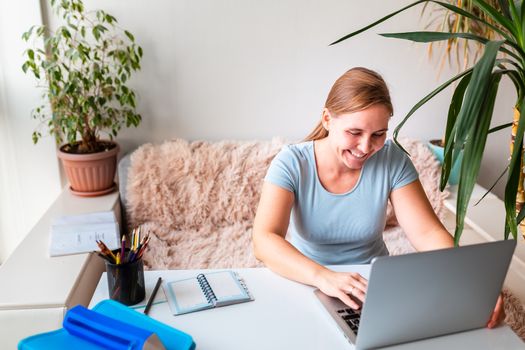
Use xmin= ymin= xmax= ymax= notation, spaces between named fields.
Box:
xmin=163 ymin=271 xmax=253 ymax=315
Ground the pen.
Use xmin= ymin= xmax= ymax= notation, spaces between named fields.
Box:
xmin=144 ymin=277 xmax=162 ymax=315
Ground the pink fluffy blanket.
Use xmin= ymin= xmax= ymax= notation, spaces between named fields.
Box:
xmin=125 ymin=138 xmax=524 ymax=338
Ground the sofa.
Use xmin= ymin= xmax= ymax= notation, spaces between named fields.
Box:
xmin=119 ymin=138 xmax=524 ymax=338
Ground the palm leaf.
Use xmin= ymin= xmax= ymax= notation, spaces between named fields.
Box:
xmin=443 ymin=41 xmax=503 ymax=170
xmin=508 ymin=0 xmax=522 ymax=27
xmin=440 ymin=72 xmax=472 ymax=190
xmin=380 ymin=31 xmax=489 ymax=43
xmin=474 ymin=167 xmax=508 ymax=206
xmin=381 ymin=31 xmax=521 ymax=60
xmin=488 ymin=122 xmax=513 ymax=133
xmin=454 ymin=72 xmax=502 ymax=245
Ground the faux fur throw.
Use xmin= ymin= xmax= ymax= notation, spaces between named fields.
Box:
xmin=126 ymin=138 xmax=524 ymax=338
xmin=126 ymin=137 xmax=446 ymax=268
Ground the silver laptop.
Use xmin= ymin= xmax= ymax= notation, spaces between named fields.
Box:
xmin=314 ymin=240 xmax=516 ymax=349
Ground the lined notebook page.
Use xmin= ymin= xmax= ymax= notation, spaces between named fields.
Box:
xmin=167 ymin=278 xmax=210 ymax=310
xmin=206 ymin=271 xmax=247 ymax=302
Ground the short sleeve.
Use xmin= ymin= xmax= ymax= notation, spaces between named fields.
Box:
xmin=389 ymin=143 xmax=419 ymax=190
xmin=264 ymin=145 xmax=298 ymax=193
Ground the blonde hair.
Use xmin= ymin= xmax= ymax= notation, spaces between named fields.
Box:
xmin=304 ymin=67 xmax=393 ymax=141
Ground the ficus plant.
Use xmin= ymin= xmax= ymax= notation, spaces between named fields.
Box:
xmin=332 ymin=0 xmax=524 ymax=244
xmin=22 ymin=0 xmax=143 ymax=154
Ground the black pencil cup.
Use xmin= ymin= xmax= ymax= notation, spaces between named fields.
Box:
xmin=105 ymin=257 xmax=145 ymax=306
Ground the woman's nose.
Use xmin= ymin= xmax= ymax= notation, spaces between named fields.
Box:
xmin=358 ymin=138 xmax=372 ymax=154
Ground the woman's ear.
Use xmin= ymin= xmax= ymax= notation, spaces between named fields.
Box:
xmin=321 ymin=108 xmax=332 ymax=131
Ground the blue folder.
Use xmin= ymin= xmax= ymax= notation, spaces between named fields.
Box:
xmin=18 ymin=299 xmax=196 ymax=350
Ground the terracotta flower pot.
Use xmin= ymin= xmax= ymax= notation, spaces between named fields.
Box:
xmin=57 ymin=141 xmax=120 ymax=197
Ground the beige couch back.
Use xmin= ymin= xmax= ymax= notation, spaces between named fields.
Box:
xmin=126 ymin=138 xmax=286 ymax=232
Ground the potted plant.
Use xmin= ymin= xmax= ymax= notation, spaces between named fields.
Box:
xmin=331 ymin=0 xmax=524 ymax=244
xmin=22 ymin=0 xmax=143 ymax=196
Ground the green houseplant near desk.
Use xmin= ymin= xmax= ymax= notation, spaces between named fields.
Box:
xmin=332 ymin=0 xmax=525 ymax=244
xmin=22 ymin=0 xmax=143 ymax=196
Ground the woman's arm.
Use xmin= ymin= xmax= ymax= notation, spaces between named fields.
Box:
xmin=389 ymin=180 xmax=454 ymax=251
xmin=252 ymin=182 xmax=367 ymax=309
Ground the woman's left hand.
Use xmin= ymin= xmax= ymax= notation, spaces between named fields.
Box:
xmin=487 ymin=294 xmax=505 ymax=328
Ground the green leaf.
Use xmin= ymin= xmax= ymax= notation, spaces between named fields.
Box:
xmin=36 ymin=26 xmax=45 ymax=36
xmin=380 ymin=31 xmax=489 ymax=44
xmin=61 ymin=27 xmax=71 ymax=39
xmin=508 ymin=0 xmax=521 ymax=26
xmin=444 ymin=41 xmax=503 ymax=171
xmin=95 ymin=24 xmax=108 ymax=33
xmin=380 ymin=31 xmax=521 ymax=61
xmin=22 ymin=62 xmax=30 ymax=73
xmin=454 ymin=72 xmax=502 ymax=245
xmin=474 ymin=167 xmax=508 ymax=206
xmin=92 ymin=27 xmax=100 ymax=41
xmin=32 ymin=131 xmax=40 ymax=144
xmin=440 ymin=72 xmax=472 ymax=190
xmin=22 ymin=25 xmax=35 ymax=41
xmin=522 ymin=0 xmax=525 ymax=25
xmin=488 ymin=122 xmax=513 ymax=134
xmin=124 ymin=30 xmax=135 ymax=42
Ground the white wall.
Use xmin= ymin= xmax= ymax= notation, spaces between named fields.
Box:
xmin=70 ymin=0 xmax=512 ymax=197
xmin=76 ymin=0 xmax=453 ymax=148
xmin=0 ymin=0 xmax=515 ymax=262
xmin=0 ymin=0 xmax=61 ymax=263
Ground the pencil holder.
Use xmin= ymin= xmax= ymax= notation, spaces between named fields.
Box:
xmin=105 ymin=256 xmax=145 ymax=306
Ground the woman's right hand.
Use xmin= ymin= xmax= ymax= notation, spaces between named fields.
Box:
xmin=316 ymin=269 xmax=368 ymax=309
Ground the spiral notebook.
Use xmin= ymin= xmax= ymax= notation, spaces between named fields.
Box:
xmin=163 ymin=271 xmax=253 ymax=315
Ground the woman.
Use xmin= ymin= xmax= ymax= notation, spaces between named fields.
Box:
xmin=252 ymin=67 xmax=503 ymax=328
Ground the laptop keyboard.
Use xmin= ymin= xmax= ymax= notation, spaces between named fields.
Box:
xmin=337 ymin=308 xmax=361 ymax=334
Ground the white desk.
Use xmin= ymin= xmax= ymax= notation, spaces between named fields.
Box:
xmin=0 ymin=188 xmax=120 ymax=348
xmin=90 ymin=266 xmax=524 ymax=350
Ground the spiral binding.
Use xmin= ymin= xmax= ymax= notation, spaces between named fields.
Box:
xmin=234 ymin=272 xmax=254 ymax=300
xmin=196 ymin=273 xmax=217 ymax=304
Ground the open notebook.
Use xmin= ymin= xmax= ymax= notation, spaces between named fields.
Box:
xmin=163 ymin=271 xmax=253 ymax=315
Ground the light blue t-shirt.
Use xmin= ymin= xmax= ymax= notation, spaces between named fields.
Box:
xmin=264 ymin=140 xmax=418 ymax=265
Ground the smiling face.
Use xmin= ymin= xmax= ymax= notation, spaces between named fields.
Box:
xmin=322 ymin=104 xmax=390 ymax=171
